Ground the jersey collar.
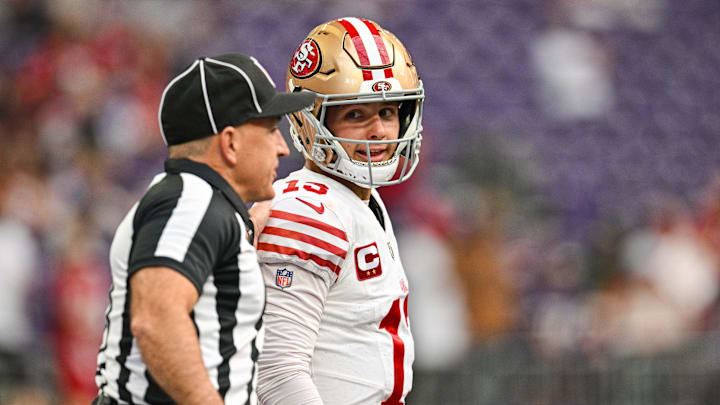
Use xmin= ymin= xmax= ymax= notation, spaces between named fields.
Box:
xmin=164 ymin=158 xmax=254 ymax=240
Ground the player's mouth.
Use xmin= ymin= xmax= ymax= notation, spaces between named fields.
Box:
xmin=356 ymin=148 xmax=387 ymax=162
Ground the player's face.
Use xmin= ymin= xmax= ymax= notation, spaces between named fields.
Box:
xmin=235 ymin=116 xmax=289 ymax=202
xmin=324 ymin=102 xmax=400 ymax=163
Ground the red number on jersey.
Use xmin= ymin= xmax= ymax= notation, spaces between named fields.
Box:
xmin=379 ymin=297 xmax=409 ymax=405
xmin=282 ymin=180 xmax=328 ymax=195
xmin=303 ymin=182 xmax=328 ymax=195
xmin=282 ymin=180 xmax=300 ymax=193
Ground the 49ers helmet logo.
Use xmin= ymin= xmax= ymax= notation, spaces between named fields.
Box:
xmin=372 ymin=81 xmax=392 ymax=92
xmin=290 ymin=38 xmax=322 ymax=78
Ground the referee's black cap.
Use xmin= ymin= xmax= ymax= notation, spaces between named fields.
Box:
xmin=159 ymin=53 xmax=316 ymax=146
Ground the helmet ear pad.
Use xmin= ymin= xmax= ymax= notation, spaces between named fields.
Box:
xmin=289 ymin=109 xmax=335 ymax=165
xmin=288 ymin=111 xmax=309 ymax=153
xmin=398 ymin=100 xmax=417 ymax=141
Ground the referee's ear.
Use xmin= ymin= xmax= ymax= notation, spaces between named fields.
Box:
xmin=217 ymin=125 xmax=241 ymax=166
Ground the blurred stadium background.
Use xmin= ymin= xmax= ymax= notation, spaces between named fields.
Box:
xmin=1 ymin=0 xmax=719 ymax=404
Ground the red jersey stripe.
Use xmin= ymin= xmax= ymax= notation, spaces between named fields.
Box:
xmin=384 ymin=67 xmax=394 ymax=78
xmin=262 ymin=226 xmax=347 ymax=259
xmin=257 ymin=243 xmax=342 ymax=275
xmin=269 ymin=210 xmax=348 ymax=241
xmin=362 ymin=70 xmax=373 ymax=80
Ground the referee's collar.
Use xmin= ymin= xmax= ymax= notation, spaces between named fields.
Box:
xmin=164 ymin=158 xmax=254 ymax=238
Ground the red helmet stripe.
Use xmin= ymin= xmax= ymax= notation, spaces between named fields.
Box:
xmin=361 ymin=19 xmax=394 ymax=78
xmin=361 ymin=19 xmax=391 ymax=65
xmin=339 ymin=18 xmax=394 ymax=81
xmin=338 ymin=19 xmax=371 ymax=66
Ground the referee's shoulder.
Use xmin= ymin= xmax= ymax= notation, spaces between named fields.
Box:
xmin=137 ymin=172 xmax=229 ymax=218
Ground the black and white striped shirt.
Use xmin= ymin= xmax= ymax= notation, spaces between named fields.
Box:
xmin=95 ymin=158 xmax=265 ymax=405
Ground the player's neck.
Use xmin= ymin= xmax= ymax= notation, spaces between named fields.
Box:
xmin=305 ymin=161 xmax=371 ymax=201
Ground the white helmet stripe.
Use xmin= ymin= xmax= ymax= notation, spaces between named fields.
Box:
xmin=371 ymin=70 xmax=386 ymax=81
xmin=342 ymin=17 xmax=385 ymax=67
xmin=360 ymin=18 xmax=392 ymax=65
xmin=338 ymin=18 xmax=394 ymax=81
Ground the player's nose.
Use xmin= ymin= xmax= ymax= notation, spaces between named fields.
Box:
xmin=366 ymin=116 xmax=389 ymax=140
xmin=276 ymin=130 xmax=290 ymax=157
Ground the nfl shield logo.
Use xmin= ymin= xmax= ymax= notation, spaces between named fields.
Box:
xmin=275 ymin=268 xmax=293 ymax=289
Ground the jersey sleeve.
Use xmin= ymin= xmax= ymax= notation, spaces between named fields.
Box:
xmin=257 ymin=262 xmax=327 ymax=405
xmin=256 ymin=195 xmax=349 ymax=285
xmin=128 ymin=174 xmax=229 ymax=293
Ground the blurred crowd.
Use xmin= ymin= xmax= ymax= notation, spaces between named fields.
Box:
xmin=1 ymin=1 xmax=170 ymax=403
xmin=0 ymin=0 xmax=718 ymax=404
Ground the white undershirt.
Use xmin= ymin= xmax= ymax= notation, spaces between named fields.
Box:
xmin=257 ymin=263 xmax=330 ymax=405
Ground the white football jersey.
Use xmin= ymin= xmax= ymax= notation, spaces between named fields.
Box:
xmin=257 ymin=167 xmax=413 ymax=404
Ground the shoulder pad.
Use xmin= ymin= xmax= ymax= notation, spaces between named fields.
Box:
xmin=257 ymin=196 xmax=349 ymax=279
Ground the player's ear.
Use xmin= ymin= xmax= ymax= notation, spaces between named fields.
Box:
xmin=218 ymin=125 xmax=240 ymax=165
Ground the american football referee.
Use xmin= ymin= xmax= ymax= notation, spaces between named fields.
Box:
xmin=92 ymin=53 xmax=315 ymax=405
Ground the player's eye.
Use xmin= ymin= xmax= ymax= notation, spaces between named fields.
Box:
xmin=345 ymin=110 xmax=363 ymax=120
xmin=379 ymin=107 xmax=397 ymax=118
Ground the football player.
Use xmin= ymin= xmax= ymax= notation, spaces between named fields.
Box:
xmin=256 ymin=17 xmax=424 ymax=405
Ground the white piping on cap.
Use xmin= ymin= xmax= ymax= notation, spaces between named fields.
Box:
xmin=158 ymin=59 xmax=201 ymax=145
xmin=205 ymin=57 xmax=263 ymax=114
xmin=199 ymin=60 xmax=218 ymax=134
xmin=249 ymin=56 xmax=276 ymax=88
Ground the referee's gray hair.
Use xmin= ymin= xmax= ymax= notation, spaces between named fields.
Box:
xmin=168 ymin=136 xmax=213 ymax=158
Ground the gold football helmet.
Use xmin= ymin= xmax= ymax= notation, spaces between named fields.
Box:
xmin=287 ymin=17 xmax=424 ymax=188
